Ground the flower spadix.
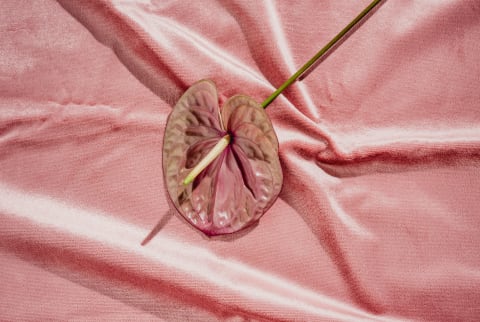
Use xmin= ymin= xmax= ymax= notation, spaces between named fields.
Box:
xmin=163 ymin=80 xmax=282 ymax=236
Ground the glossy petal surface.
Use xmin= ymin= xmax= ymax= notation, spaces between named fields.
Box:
xmin=163 ymin=80 xmax=282 ymax=235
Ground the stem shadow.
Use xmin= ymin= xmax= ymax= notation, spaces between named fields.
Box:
xmin=141 ymin=210 xmax=174 ymax=246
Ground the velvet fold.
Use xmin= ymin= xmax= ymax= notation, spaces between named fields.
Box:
xmin=1 ymin=0 xmax=479 ymax=320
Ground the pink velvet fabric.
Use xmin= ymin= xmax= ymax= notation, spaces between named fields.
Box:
xmin=1 ymin=0 xmax=479 ymax=320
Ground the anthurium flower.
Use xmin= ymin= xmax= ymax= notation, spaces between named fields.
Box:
xmin=163 ymin=80 xmax=283 ymax=236
xmin=162 ymin=0 xmax=382 ymax=236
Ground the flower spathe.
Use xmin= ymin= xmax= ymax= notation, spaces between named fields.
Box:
xmin=163 ymin=80 xmax=283 ymax=236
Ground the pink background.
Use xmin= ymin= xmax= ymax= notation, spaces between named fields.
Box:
xmin=1 ymin=0 xmax=479 ymax=320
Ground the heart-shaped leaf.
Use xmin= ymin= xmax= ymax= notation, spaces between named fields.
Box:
xmin=163 ymin=80 xmax=283 ymax=236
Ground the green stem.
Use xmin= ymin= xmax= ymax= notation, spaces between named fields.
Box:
xmin=261 ymin=0 xmax=382 ymax=109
